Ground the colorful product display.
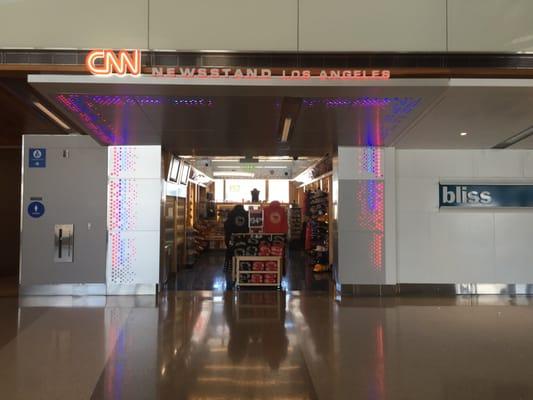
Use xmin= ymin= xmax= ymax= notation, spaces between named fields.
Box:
xmin=230 ymin=233 xmax=286 ymax=258
xmin=304 ymin=190 xmax=330 ymax=273
xmin=236 ymin=257 xmax=281 ymax=286
xmin=288 ymin=203 xmax=302 ymax=247
xmin=231 ymin=233 xmax=286 ymax=287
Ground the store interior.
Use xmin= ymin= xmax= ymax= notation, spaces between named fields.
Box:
xmin=161 ymin=153 xmax=334 ymax=292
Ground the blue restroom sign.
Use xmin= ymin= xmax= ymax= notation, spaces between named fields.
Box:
xmin=27 ymin=201 xmax=45 ymax=218
xmin=29 ymin=148 xmax=46 ymax=168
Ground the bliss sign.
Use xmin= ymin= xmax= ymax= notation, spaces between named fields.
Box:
xmin=439 ymin=184 xmax=533 ymax=208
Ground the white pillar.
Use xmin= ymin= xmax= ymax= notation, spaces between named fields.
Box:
xmin=336 ymin=147 xmax=396 ymax=289
xmin=106 ymin=146 xmax=161 ymax=295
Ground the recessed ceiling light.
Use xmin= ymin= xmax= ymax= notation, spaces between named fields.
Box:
xmin=213 ymin=171 xmax=254 ymax=178
xmin=280 ymin=117 xmax=292 ymax=142
xmin=460 ymin=132 xmax=468 ymax=136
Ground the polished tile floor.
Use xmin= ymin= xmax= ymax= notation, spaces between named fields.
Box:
xmin=171 ymin=250 xmax=332 ymax=291
xmin=1 ymin=292 xmax=533 ymax=399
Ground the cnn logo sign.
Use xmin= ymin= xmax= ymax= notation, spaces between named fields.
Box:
xmin=86 ymin=49 xmax=141 ymax=77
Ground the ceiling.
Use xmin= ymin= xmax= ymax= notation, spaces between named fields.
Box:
xmin=9 ymin=75 xmax=533 ymax=154
xmin=27 ymin=75 xmax=445 ymax=156
xmin=394 ymin=79 xmax=533 ymax=149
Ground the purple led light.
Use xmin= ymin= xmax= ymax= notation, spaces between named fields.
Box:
xmin=54 ymin=94 xmax=214 ymax=144
xmin=87 ymin=95 xmax=213 ymax=107
xmin=303 ymin=97 xmax=395 ymax=108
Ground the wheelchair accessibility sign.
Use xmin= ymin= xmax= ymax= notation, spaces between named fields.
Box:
xmin=29 ymin=148 xmax=46 ymax=168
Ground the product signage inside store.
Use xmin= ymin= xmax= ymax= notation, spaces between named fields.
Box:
xmin=439 ymin=184 xmax=533 ymax=208
xmin=85 ymin=49 xmax=390 ymax=80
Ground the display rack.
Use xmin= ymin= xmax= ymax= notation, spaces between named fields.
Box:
xmin=235 ymin=256 xmax=282 ymax=288
xmin=288 ymin=203 xmax=302 ymax=243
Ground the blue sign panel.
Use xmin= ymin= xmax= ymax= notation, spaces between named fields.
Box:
xmin=27 ymin=201 xmax=45 ymax=218
xmin=29 ymin=148 xmax=46 ymax=168
xmin=439 ymin=184 xmax=533 ymax=208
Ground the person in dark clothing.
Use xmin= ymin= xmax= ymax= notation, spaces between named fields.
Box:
xmin=224 ymin=205 xmax=249 ymax=276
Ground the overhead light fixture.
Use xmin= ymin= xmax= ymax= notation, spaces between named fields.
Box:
xmin=460 ymin=132 xmax=468 ymax=136
xmin=240 ymin=156 xmax=258 ymax=164
xmin=493 ymin=125 xmax=533 ymax=149
xmin=280 ymin=117 xmax=292 ymax=143
xmin=33 ymin=101 xmax=71 ymax=131
xmin=212 ymin=158 xmax=241 ymax=162
xmin=213 ymin=171 xmax=254 ymax=178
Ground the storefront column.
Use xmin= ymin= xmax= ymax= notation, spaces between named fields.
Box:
xmin=335 ymin=147 xmax=396 ymax=295
xmin=106 ymin=146 xmax=161 ymax=295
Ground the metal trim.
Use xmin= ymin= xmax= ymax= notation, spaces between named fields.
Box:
xmin=18 ymin=136 xmax=25 ymax=285
xmin=340 ymin=283 xmax=533 ymax=296
xmin=19 ymin=284 xmax=157 ymax=296
xmin=106 ymin=284 xmax=157 ymax=295
xmin=20 ymin=284 xmax=107 ymax=296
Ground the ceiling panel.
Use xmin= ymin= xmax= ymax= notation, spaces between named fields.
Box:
xmin=395 ymin=84 xmax=533 ymax=149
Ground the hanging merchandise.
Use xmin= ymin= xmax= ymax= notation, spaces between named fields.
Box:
xmin=262 ymin=201 xmax=288 ymax=234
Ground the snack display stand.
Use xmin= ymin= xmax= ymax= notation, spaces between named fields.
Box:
xmin=229 ymin=232 xmax=286 ymax=289
xmin=235 ymin=256 xmax=282 ymax=288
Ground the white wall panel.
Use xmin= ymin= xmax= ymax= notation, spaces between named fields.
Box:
xmin=428 ymin=212 xmax=495 ymax=282
xmin=398 ymin=150 xmax=475 ymax=178
xmin=494 ymin=214 xmax=533 ymax=282
xmin=524 ymin=153 xmax=533 ymax=177
xmin=299 ymin=0 xmax=446 ymax=51
xmin=448 ymin=0 xmax=533 ymax=52
xmin=397 ymin=149 xmax=533 ymax=284
xmin=474 ymin=151 xmax=525 ymax=178
xmin=0 ymin=0 xmax=148 ymax=49
xmin=149 ymin=0 xmax=297 ymax=51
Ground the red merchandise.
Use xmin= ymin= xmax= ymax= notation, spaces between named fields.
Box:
xmin=251 ymin=274 xmax=263 ymax=283
xmin=265 ymin=261 xmax=278 ymax=271
xmin=258 ymin=244 xmax=271 ymax=256
xmin=270 ymin=244 xmax=284 ymax=256
xmin=264 ymin=274 xmax=277 ymax=284
xmin=252 ymin=261 xmax=265 ymax=271
xmin=262 ymin=201 xmax=288 ymax=234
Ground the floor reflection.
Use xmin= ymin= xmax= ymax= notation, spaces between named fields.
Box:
xmin=3 ymin=292 xmax=533 ymax=400
xmin=90 ymin=291 xmax=315 ymax=399
xmin=224 ymin=291 xmax=288 ymax=370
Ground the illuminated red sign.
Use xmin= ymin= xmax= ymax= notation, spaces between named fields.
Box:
xmin=151 ymin=67 xmax=390 ymax=80
xmin=86 ymin=49 xmax=141 ymax=77
xmin=85 ymin=49 xmax=391 ymax=80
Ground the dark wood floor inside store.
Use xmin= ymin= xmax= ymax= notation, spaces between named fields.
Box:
xmin=167 ymin=250 xmax=332 ymax=292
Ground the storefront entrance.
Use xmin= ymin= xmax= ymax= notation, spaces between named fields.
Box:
xmin=160 ymin=154 xmax=334 ymax=292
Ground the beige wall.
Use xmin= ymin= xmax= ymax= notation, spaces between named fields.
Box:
xmin=299 ymin=0 xmax=446 ymax=52
xmin=0 ymin=0 xmax=532 ymax=52
xmin=448 ymin=0 xmax=533 ymax=52
xmin=149 ymin=0 xmax=297 ymax=51
xmin=0 ymin=0 xmax=148 ymax=49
